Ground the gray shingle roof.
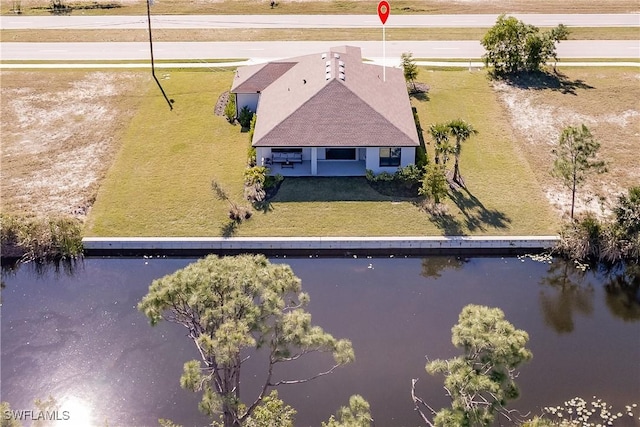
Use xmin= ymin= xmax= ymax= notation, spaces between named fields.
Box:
xmin=231 ymin=62 xmax=296 ymax=93
xmin=232 ymin=46 xmax=419 ymax=148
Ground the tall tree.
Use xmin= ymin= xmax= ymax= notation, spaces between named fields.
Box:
xmin=138 ymin=254 xmax=354 ymax=427
xmin=481 ymin=14 xmax=568 ymax=76
xmin=551 ymin=124 xmax=606 ymax=220
xmin=412 ymin=305 xmax=532 ymax=427
xmin=401 ymin=52 xmax=419 ymax=92
xmin=447 ymin=119 xmax=478 ymax=186
xmin=322 ymin=395 xmax=373 ymax=427
xmin=428 ymin=123 xmax=451 ymax=166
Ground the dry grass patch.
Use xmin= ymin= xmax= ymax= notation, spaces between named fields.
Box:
xmin=3 ymin=27 xmax=638 ymax=43
xmin=2 ymin=0 xmax=637 ymax=16
xmin=493 ymin=68 xmax=640 ymax=219
xmin=0 ymin=70 xmax=147 ymax=218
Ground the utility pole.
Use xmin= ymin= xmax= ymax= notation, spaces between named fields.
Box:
xmin=147 ymin=0 xmax=173 ymax=110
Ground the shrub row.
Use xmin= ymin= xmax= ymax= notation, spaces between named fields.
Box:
xmin=0 ymin=214 xmax=83 ymax=260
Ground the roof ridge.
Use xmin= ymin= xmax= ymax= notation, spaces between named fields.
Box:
xmin=342 ymin=67 xmax=419 ymax=144
xmin=254 ymin=79 xmax=417 ymax=147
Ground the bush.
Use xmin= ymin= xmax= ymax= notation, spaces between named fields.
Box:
xmin=229 ymin=205 xmax=252 ymax=221
xmin=365 ymin=166 xmax=425 ymax=197
xmin=248 ymin=113 xmax=257 ymax=143
xmin=555 ymin=188 xmax=640 ymax=264
xmin=419 ymin=164 xmax=448 ymax=204
xmin=224 ymin=94 xmax=236 ymax=123
xmin=395 ymin=164 xmax=423 ymax=187
xmin=264 ymin=173 xmax=284 ymax=191
xmin=0 ymin=214 xmax=83 ymax=260
xmin=244 ymin=166 xmax=269 ymax=203
xmin=247 ymin=147 xmax=257 ymax=167
xmin=238 ymin=106 xmax=254 ymax=129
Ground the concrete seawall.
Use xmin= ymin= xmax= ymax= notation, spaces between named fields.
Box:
xmin=83 ymin=236 xmax=560 ymax=256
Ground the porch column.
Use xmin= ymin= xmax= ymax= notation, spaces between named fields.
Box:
xmin=311 ymin=147 xmax=318 ymax=175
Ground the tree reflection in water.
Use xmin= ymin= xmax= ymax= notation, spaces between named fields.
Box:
xmin=538 ymin=260 xmax=594 ymax=334
xmin=602 ymin=262 xmax=640 ymax=321
xmin=420 ymin=256 xmax=468 ymax=279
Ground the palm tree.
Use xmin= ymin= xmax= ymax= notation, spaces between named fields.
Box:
xmin=428 ymin=123 xmax=452 ymax=166
xmin=447 ymin=119 xmax=478 ymax=186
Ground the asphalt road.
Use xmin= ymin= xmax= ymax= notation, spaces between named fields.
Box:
xmin=1 ymin=13 xmax=639 ymax=29
xmin=2 ymin=40 xmax=639 ymax=61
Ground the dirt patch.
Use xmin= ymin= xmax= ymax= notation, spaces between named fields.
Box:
xmin=1 ymin=70 xmax=148 ymax=219
xmin=214 ymin=90 xmax=230 ymax=116
xmin=493 ymin=70 xmax=640 ymax=219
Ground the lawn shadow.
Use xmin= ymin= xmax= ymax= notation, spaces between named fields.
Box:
xmin=220 ymin=220 xmax=238 ymax=237
xmin=449 ymin=187 xmax=511 ymax=232
xmin=409 ymin=91 xmax=429 ymax=102
xmin=501 ymin=70 xmax=595 ymax=95
xmin=253 ymin=199 xmax=274 ymax=214
xmin=431 ymin=212 xmax=466 ymax=235
xmin=408 ymin=82 xmax=430 ymax=101
xmin=271 ymin=177 xmax=404 ymax=202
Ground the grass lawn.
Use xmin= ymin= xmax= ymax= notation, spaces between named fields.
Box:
xmin=3 ymin=27 xmax=638 ymax=43
xmin=85 ymin=68 xmax=560 ymax=237
xmin=85 ymin=69 xmax=248 ymax=236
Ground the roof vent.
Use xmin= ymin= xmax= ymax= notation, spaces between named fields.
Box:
xmin=338 ymin=60 xmax=345 ymax=67
xmin=325 ymin=72 xmax=331 ymax=80
xmin=339 ymin=72 xmax=345 ymax=81
xmin=322 ymin=53 xmax=327 ymax=59
xmin=325 ymin=60 xmax=331 ymax=66
xmin=334 ymin=53 xmax=340 ymax=59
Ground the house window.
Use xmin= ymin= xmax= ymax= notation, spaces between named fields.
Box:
xmin=272 ymin=148 xmax=302 ymax=153
xmin=326 ymin=148 xmax=356 ymax=160
xmin=379 ymin=147 xmax=401 ymax=167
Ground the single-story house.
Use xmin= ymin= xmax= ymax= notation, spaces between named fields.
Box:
xmin=230 ymin=45 xmax=420 ymax=176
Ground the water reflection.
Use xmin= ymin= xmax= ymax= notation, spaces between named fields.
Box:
xmin=603 ymin=262 xmax=640 ymax=321
xmin=1 ymin=256 xmax=638 ymax=427
xmin=420 ymin=256 xmax=468 ymax=279
xmin=538 ymin=261 xmax=594 ymax=334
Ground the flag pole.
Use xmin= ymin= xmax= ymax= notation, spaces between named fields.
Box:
xmin=383 ymin=24 xmax=386 ymax=82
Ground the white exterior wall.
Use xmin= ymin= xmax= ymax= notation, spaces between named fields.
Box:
xmin=365 ymin=147 xmax=417 ymax=174
xmin=400 ymin=147 xmax=416 ymax=168
xmin=257 ymin=147 xmax=271 ymax=166
xmin=236 ymin=93 xmax=259 ymax=116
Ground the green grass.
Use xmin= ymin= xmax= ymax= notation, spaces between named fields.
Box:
xmin=85 ymin=70 xmax=248 ymax=237
xmin=2 ymin=27 xmax=638 ymax=43
xmin=412 ymin=68 xmax=560 ymax=235
xmin=85 ymin=68 xmax=559 ymax=237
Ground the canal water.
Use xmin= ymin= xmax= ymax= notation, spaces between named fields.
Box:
xmin=1 ymin=256 xmax=638 ymax=426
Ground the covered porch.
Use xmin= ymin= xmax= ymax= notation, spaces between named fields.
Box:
xmin=267 ymin=160 xmax=367 ymax=177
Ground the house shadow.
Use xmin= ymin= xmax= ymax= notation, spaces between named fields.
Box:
xmin=270 ymin=177 xmax=405 ymax=203
xmin=501 ymin=70 xmax=595 ymax=95
xmin=448 ymin=187 xmax=512 ymax=232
